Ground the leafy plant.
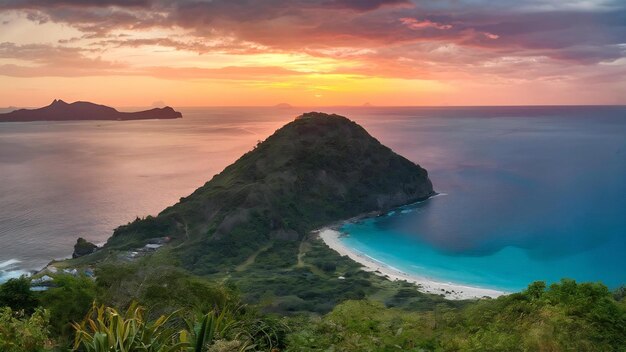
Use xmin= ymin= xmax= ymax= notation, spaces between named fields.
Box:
xmin=71 ymin=303 xmax=272 ymax=352
xmin=181 ymin=308 xmax=244 ymax=352
xmin=0 ymin=307 xmax=52 ymax=352
xmin=72 ymin=302 xmax=185 ymax=352
xmin=181 ymin=306 xmax=288 ymax=352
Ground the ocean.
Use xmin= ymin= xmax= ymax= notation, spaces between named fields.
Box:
xmin=1 ymin=106 xmax=625 ymax=291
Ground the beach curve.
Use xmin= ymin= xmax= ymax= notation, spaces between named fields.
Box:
xmin=317 ymin=227 xmax=507 ymax=300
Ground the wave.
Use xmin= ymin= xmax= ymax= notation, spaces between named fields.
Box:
xmin=0 ymin=259 xmax=20 ymax=269
xmin=0 ymin=259 xmax=27 ymax=284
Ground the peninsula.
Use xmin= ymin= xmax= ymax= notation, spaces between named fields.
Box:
xmin=0 ymin=99 xmax=182 ymax=122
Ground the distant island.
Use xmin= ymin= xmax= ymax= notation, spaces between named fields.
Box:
xmin=0 ymin=99 xmax=182 ymax=122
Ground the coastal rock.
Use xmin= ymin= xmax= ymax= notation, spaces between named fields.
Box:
xmin=72 ymin=238 xmax=97 ymax=258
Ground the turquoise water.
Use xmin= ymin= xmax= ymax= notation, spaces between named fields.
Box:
xmin=340 ymin=202 xmax=625 ymax=291
xmin=336 ymin=106 xmax=626 ymax=292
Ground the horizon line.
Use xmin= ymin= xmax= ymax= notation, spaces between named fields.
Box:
xmin=4 ymin=103 xmax=626 ymax=110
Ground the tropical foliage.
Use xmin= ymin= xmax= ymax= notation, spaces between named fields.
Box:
xmin=72 ymin=303 xmax=286 ymax=352
xmin=0 ymin=307 xmax=51 ymax=352
xmin=287 ymin=280 xmax=626 ymax=351
xmin=72 ymin=303 xmax=185 ymax=352
xmin=0 ymin=273 xmax=624 ymax=351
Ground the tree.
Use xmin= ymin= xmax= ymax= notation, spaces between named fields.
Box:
xmin=0 ymin=277 xmax=38 ymax=314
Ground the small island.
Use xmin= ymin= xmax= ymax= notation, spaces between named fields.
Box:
xmin=0 ymin=99 xmax=182 ymax=122
xmin=273 ymin=103 xmax=293 ymax=109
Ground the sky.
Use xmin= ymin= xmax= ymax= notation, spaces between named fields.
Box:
xmin=0 ymin=0 xmax=625 ymax=107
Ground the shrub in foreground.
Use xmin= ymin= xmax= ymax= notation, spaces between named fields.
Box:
xmin=0 ymin=307 xmax=51 ymax=352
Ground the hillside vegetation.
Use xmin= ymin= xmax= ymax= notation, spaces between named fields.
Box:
xmin=1 ymin=275 xmax=624 ymax=351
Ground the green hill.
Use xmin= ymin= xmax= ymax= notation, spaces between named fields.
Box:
xmin=106 ymin=112 xmax=434 ymax=272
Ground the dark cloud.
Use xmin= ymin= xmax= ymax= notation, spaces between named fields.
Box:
xmin=323 ymin=0 xmax=411 ymax=11
xmin=0 ymin=0 xmax=150 ymax=9
xmin=0 ymin=42 xmax=303 ymax=79
xmin=0 ymin=42 xmax=124 ymax=77
xmin=0 ymin=42 xmax=89 ymax=63
xmin=1 ymin=0 xmax=625 ymax=80
xmin=90 ymin=37 xmax=268 ymax=55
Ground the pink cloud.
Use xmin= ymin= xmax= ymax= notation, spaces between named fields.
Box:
xmin=483 ymin=32 xmax=500 ymax=39
xmin=400 ymin=18 xmax=452 ymax=30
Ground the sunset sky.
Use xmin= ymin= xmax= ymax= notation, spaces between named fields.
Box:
xmin=0 ymin=0 xmax=625 ymax=107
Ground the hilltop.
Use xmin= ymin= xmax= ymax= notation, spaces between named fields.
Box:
xmin=0 ymin=99 xmax=182 ymax=122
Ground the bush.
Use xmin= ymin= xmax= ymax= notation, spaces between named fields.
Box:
xmin=0 ymin=277 xmax=38 ymax=314
xmin=0 ymin=307 xmax=51 ymax=352
xmin=38 ymin=275 xmax=99 ymax=338
xmin=287 ymin=280 xmax=626 ymax=351
xmin=95 ymin=260 xmax=236 ymax=318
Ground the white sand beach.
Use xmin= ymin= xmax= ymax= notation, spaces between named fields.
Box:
xmin=318 ymin=228 xmax=507 ymax=300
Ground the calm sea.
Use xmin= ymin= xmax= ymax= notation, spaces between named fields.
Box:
xmin=1 ymin=106 xmax=625 ymax=290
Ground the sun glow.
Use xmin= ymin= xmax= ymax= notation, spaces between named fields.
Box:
xmin=0 ymin=1 xmax=624 ymax=106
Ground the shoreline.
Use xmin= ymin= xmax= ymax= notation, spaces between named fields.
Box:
xmin=317 ymin=227 xmax=507 ymax=300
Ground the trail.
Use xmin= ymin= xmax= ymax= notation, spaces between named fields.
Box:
xmin=296 ymin=239 xmax=308 ymax=268
xmin=235 ymin=243 xmax=272 ymax=272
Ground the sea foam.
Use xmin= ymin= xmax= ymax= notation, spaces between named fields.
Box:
xmin=0 ymin=259 xmax=27 ymax=284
